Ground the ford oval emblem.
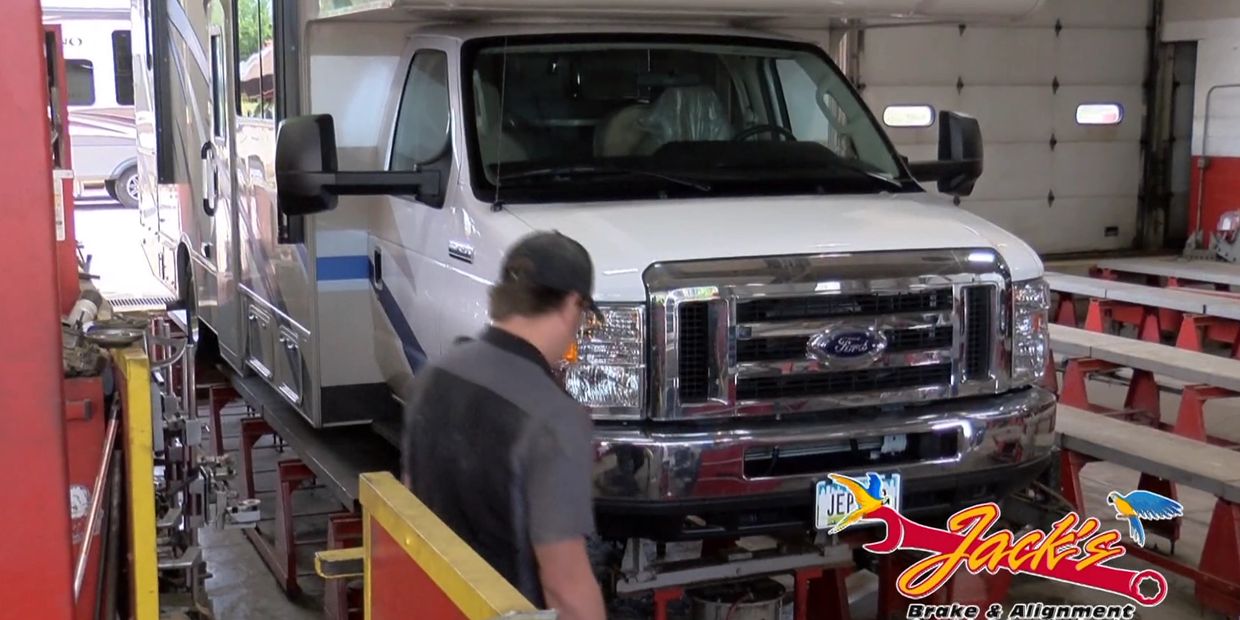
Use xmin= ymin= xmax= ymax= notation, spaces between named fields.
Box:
xmin=807 ymin=327 xmax=888 ymax=366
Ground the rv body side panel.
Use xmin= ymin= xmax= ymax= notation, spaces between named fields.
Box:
xmin=132 ymin=0 xmax=242 ymax=363
xmin=229 ymin=0 xmax=318 ymax=418
xmin=304 ymin=20 xmax=414 ymax=424
xmin=205 ymin=1 xmax=243 ymax=368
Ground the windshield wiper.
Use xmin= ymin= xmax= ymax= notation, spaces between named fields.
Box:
xmin=497 ymin=164 xmax=713 ymax=192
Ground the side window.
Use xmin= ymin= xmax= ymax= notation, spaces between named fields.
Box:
xmin=210 ymin=35 xmax=224 ymax=137
xmin=66 ymin=59 xmax=95 ymax=105
xmin=773 ymin=58 xmax=857 ymax=159
xmin=390 ymin=51 xmax=451 ymax=172
xmin=775 ymin=58 xmax=830 ymax=141
xmin=112 ymin=30 xmax=134 ymax=106
xmin=235 ymin=0 xmax=275 ymax=120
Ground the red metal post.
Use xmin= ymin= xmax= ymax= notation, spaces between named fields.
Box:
xmin=1054 ymin=294 xmax=1078 ymax=327
xmin=1198 ymin=500 xmax=1240 ymax=616
xmin=801 ymin=566 xmax=849 ymax=620
xmin=207 ymin=385 xmax=239 ymax=456
xmin=1177 ymin=315 xmax=1205 ymax=351
xmin=1139 ymin=310 xmax=1163 ymax=343
xmin=652 ymin=587 xmax=685 ymax=620
xmin=1175 ymin=385 xmax=1224 ymax=442
xmin=325 ymin=514 xmax=364 ymax=620
xmin=240 ymin=417 xmax=274 ymax=498
xmin=275 ymin=459 xmax=316 ymax=597
xmin=0 ymin=0 xmax=75 ymax=616
xmin=1083 ymin=300 xmax=1108 ymax=332
xmin=1060 ymin=450 xmax=1090 ymax=511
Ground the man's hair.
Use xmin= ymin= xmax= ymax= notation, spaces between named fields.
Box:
xmin=489 ymin=281 xmax=572 ymax=321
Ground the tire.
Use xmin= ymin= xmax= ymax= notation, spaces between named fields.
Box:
xmin=113 ymin=166 xmax=139 ymax=209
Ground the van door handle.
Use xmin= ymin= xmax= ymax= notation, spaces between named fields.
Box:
xmin=200 ymin=141 xmax=217 ymax=217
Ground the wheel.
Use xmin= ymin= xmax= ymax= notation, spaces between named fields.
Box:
xmin=112 ymin=166 xmax=139 ymax=209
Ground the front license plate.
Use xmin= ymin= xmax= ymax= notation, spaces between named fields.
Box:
xmin=815 ymin=473 xmax=902 ymax=531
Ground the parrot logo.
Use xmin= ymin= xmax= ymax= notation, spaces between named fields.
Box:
xmin=826 ymin=472 xmax=889 ymax=534
xmin=1105 ymin=490 xmax=1184 ymax=547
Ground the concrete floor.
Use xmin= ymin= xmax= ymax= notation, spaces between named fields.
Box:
xmin=78 ymin=206 xmax=1236 ymax=618
xmin=200 ymin=527 xmax=320 ymax=620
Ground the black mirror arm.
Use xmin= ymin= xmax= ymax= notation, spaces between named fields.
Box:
xmin=907 ymin=159 xmax=982 ymax=183
xmin=322 ymin=170 xmax=443 ymax=202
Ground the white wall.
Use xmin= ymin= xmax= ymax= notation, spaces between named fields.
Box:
xmin=1163 ymin=1 xmax=1240 ymax=157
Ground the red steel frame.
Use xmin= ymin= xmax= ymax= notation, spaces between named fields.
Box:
xmin=0 ymin=0 xmax=76 ymax=616
xmin=325 ymin=514 xmax=364 ymax=620
xmin=239 ymin=417 xmax=319 ymax=597
xmin=1053 ymin=273 xmax=1240 ymax=614
xmin=1056 ymin=268 xmax=1240 ymax=358
xmin=1059 ymin=450 xmax=1240 ymax=616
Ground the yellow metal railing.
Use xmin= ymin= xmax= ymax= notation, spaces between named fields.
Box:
xmin=114 ymin=346 xmax=159 ymax=619
xmin=318 ymin=472 xmax=540 ymax=619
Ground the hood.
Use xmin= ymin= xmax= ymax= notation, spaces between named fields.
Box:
xmin=506 ymin=193 xmax=1043 ymax=301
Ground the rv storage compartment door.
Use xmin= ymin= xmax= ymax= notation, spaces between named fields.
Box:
xmin=275 ymin=326 xmax=306 ymax=406
xmin=244 ymin=301 xmax=275 ymax=381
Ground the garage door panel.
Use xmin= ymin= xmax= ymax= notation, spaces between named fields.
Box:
xmin=958 ymin=28 xmax=1057 ymax=84
xmin=1018 ymin=0 xmax=1149 ymax=28
xmin=1054 ymin=85 xmax=1144 ymax=142
xmin=959 ymin=199 xmax=1056 ymax=249
xmin=959 ymin=87 xmax=1053 ymax=143
xmin=1034 ymin=197 xmax=1137 ymax=252
xmin=1057 ymin=29 xmax=1148 ymax=85
xmin=969 ymin=143 xmax=1053 ymax=201
xmin=860 ymin=26 xmax=961 ymax=85
xmin=961 ymin=197 xmax=1134 ymax=254
xmin=1052 ymin=142 xmax=1142 ymax=197
xmin=860 ymin=0 xmax=1149 ymax=253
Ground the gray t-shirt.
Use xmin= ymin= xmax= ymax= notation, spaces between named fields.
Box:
xmin=402 ymin=327 xmax=595 ymax=605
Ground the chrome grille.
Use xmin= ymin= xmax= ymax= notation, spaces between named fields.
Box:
xmin=737 ymin=289 xmax=952 ymax=322
xmin=647 ymin=250 xmax=1010 ymax=419
xmin=736 ymin=325 xmax=954 ymax=362
xmin=737 ymin=364 xmax=954 ymax=400
xmin=964 ymin=286 xmax=995 ymax=380
xmin=678 ymin=302 xmax=710 ymax=402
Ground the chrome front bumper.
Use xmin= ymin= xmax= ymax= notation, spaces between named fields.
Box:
xmin=593 ymin=387 xmax=1056 ymax=505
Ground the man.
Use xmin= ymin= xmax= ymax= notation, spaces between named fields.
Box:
xmin=402 ymin=231 xmax=606 ymax=620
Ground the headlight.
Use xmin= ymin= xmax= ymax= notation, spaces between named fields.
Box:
xmin=1011 ymin=278 xmax=1050 ymax=386
xmin=561 ymin=304 xmax=645 ymax=419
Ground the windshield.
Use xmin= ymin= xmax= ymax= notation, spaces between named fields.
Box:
xmin=465 ymin=36 xmax=911 ymax=203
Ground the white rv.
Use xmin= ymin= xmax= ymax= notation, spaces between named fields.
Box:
xmin=134 ymin=0 xmax=1055 ymax=538
xmin=42 ymin=0 xmax=138 ymax=208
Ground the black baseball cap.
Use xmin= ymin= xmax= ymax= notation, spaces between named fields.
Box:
xmin=502 ymin=231 xmax=603 ymax=320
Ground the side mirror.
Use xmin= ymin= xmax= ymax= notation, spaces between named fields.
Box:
xmin=907 ymin=111 xmax=983 ymax=197
xmin=275 ymin=114 xmax=441 ymax=216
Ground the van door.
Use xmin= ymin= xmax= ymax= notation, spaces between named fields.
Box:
xmin=205 ymin=6 xmax=242 ymax=367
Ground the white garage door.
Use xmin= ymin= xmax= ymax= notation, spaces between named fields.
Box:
xmin=859 ymin=0 xmax=1150 ymax=254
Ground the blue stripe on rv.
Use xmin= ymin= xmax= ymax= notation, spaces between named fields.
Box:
xmin=313 ymin=254 xmax=427 ymax=371
xmin=316 ymin=255 xmax=372 ymax=281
